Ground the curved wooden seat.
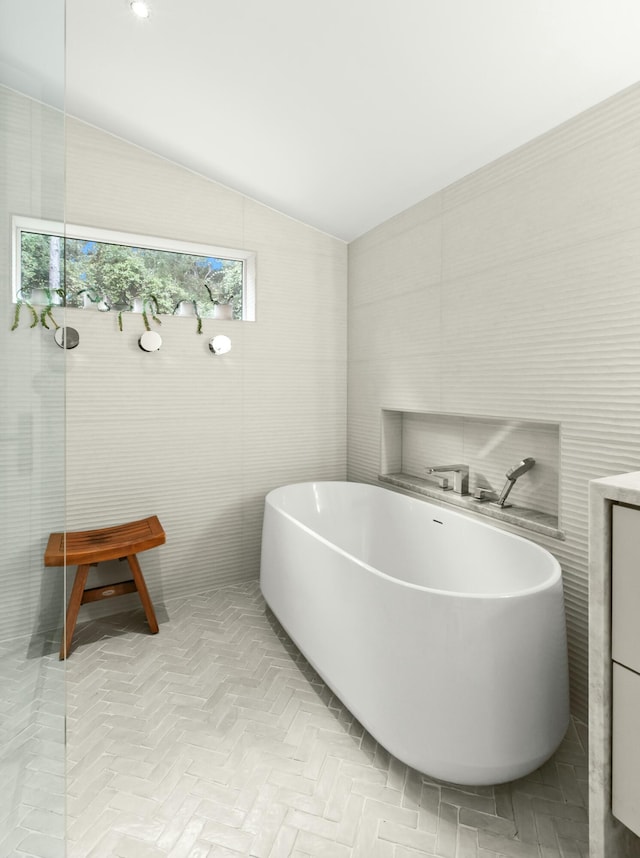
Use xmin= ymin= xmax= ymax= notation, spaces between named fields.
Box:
xmin=45 ymin=515 xmax=165 ymax=659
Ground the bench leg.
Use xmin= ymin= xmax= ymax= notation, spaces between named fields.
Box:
xmin=127 ymin=553 xmax=159 ymax=634
xmin=61 ymin=564 xmax=90 ymax=660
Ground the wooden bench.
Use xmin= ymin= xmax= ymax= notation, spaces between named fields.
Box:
xmin=44 ymin=515 xmax=166 ymax=659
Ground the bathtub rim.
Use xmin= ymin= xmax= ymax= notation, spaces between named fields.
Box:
xmin=265 ymin=480 xmax=562 ymax=600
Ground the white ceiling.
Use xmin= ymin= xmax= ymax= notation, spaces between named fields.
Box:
xmin=18 ymin=1 xmax=640 ymax=240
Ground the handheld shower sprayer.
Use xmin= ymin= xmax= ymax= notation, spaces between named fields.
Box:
xmin=493 ymin=457 xmax=536 ymax=508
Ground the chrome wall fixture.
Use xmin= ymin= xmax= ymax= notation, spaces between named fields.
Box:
xmin=138 ymin=331 xmax=162 ymax=352
xmin=53 ymin=327 xmax=235 ymax=356
xmin=209 ymin=335 xmax=232 ymax=355
xmin=54 ymin=327 xmax=80 ymax=349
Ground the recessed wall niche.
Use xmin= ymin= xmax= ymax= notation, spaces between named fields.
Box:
xmin=380 ymin=410 xmax=561 ymax=534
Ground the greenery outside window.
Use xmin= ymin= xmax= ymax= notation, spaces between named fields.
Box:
xmin=12 ymin=216 xmax=256 ymax=322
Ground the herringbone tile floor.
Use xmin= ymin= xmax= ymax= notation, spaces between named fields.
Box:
xmin=0 ymin=635 xmax=66 ymax=858
xmin=63 ymin=581 xmax=588 ymax=858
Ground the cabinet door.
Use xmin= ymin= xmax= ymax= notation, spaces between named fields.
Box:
xmin=613 ymin=663 xmax=640 ymax=836
xmin=612 ymin=504 xmax=640 ymax=674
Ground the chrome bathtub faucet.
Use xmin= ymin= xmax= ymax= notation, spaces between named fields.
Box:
xmin=425 ymin=464 xmax=469 ymax=495
xmin=424 ymin=471 xmax=451 ymax=491
xmin=473 ymin=486 xmax=494 ymax=502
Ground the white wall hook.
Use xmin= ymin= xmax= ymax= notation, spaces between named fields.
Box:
xmin=139 ymin=331 xmax=162 ymax=352
xmin=209 ymin=335 xmax=232 ymax=355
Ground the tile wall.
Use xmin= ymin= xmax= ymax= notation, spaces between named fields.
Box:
xmin=0 ymin=86 xmax=66 ymax=641
xmin=59 ymin=117 xmax=347 ymax=621
xmin=348 ymin=82 xmax=640 ymax=720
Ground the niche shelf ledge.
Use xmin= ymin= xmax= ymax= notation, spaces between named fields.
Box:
xmin=379 ymin=472 xmax=564 ymax=541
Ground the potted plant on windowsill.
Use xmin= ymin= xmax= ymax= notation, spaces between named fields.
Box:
xmin=172 ymin=284 xmax=234 ymax=333
xmin=116 ymin=294 xmax=162 ymax=333
xmin=172 ymin=298 xmax=205 ymax=333
xmin=11 ymin=286 xmax=64 ymax=331
xmin=203 ymin=284 xmax=234 ymax=321
xmin=75 ymin=287 xmax=110 ymax=312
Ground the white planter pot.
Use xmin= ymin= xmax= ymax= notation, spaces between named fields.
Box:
xmin=213 ymin=303 xmax=233 ymax=320
xmin=29 ymin=288 xmax=49 ymax=306
xmin=176 ymin=301 xmax=196 ymax=316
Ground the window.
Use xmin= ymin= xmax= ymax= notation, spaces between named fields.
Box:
xmin=12 ymin=217 xmax=256 ymax=321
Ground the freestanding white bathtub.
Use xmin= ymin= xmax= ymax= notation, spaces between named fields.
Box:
xmin=260 ymin=481 xmax=570 ymax=786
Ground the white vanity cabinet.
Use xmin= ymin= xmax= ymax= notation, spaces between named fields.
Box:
xmin=612 ymin=503 xmax=640 ymax=837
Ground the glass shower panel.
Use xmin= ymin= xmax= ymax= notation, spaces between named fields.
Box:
xmin=0 ymin=1 xmax=66 ymax=855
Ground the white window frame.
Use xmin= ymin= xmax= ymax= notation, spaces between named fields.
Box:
xmin=12 ymin=215 xmax=256 ymax=320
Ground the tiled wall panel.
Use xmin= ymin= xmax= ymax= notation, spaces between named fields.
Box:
xmin=347 ymin=82 xmax=640 ymax=720
xmin=0 ymin=87 xmax=66 ymax=642
xmin=63 ymin=117 xmax=347 ymax=617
